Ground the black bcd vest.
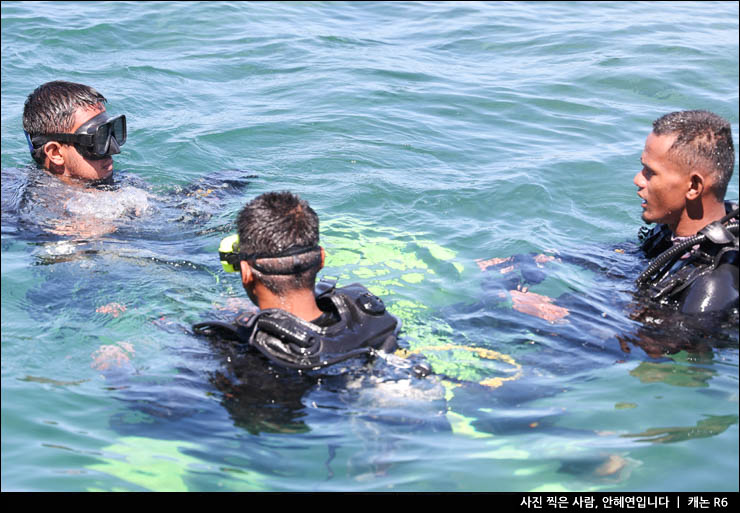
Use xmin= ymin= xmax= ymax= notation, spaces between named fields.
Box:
xmin=193 ymin=280 xmax=400 ymax=371
xmin=636 ymin=202 xmax=739 ymax=311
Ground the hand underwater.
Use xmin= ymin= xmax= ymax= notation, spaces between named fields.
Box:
xmin=91 ymin=342 xmax=135 ymax=371
xmin=51 ymin=218 xmax=117 ymax=238
xmin=508 ymin=286 xmax=570 ymax=323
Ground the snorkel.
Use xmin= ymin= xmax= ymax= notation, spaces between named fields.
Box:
xmin=219 ymin=234 xmax=241 ymax=273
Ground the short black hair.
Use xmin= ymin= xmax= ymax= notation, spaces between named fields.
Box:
xmin=652 ymin=110 xmax=735 ymax=201
xmin=236 ymin=191 xmax=321 ymax=295
xmin=23 ymin=80 xmax=107 ymax=165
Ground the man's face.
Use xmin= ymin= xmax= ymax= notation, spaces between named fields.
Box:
xmin=633 ymin=131 xmax=690 ymax=229
xmin=47 ymin=104 xmax=114 ymax=182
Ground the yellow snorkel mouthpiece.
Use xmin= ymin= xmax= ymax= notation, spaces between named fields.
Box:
xmin=219 ymin=234 xmax=240 ymax=273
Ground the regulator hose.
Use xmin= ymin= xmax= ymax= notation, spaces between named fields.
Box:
xmin=636 ymin=208 xmax=739 ymax=288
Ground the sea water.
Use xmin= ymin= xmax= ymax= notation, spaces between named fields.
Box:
xmin=1 ymin=1 xmax=738 ymax=492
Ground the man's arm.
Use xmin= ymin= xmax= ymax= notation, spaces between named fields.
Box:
xmin=477 ymin=252 xmax=570 ymax=323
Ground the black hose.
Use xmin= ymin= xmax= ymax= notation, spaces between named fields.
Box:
xmin=636 ymin=220 xmax=739 ymax=288
xmin=719 ymin=207 xmax=739 ymax=224
xmin=636 ymin=233 xmax=704 ymax=287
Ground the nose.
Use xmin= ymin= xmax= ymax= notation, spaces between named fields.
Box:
xmin=633 ymin=169 xmax=645 ymax=189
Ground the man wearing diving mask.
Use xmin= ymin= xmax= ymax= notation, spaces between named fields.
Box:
xmin=23 ymin=80 xmax=126 ymax=184
xmin=194 ymin=191 xmax=400 ymax=371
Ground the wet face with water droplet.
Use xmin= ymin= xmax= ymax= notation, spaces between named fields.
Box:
xmin=44 ymin=104 xmax=114 ymax=183
xmin=633 ymin=132 xmax=690 ymax=230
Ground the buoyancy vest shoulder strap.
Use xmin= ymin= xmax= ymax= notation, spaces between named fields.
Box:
xmin=637 ymin=207 xmax=739 ymax=308
xmin=637 ymin=208 xmax=739 ymax=288
xmin=193 ymin=282 xmax=400 ymax=370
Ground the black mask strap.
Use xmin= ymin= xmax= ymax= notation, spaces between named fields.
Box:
xmin=241 ymin=245 xmax=322 ymax=275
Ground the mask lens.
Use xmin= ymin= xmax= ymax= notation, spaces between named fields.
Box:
xmin=90 ymin=115 xmax=126 ymax=157
xmin=112 ymin=116 xmax=126 ymax=145
xmin=94 ymin=122 xmax=112 ymax=155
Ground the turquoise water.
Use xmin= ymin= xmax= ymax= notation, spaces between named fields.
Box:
xmin=1 ymin=1 xmax=738 ymax=492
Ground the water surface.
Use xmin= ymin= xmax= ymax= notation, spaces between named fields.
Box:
xmin=1 ymin=1 xmax=738 ymax=492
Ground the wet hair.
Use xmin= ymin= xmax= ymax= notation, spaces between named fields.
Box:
xmin=236 ymin=191 xmax=321 ymax=295
xmin=652 ymin=110 xmax=735 ymax=201
xmin=22 ymin=80 xmax=107 ymax=166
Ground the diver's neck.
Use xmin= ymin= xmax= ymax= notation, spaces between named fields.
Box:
xmin=43 ymin=168 xmax=91 ymax=188
xmin=256 ymin=288 xmax=323 ymax=323
xmin=671 ymin=199 xmax=727 ymax=237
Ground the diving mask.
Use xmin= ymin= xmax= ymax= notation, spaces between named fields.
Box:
xmin=27 ymin=111 xmax=127 ymax=160
xmin=218 ymin=234 xmax=321 ymax=275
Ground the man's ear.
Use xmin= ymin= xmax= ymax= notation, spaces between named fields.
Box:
xmin=686 ymin=172 xmax=705 ymax=201
xmin=319 ymin=246 xmax=325 ymax=270
xmin=240 ymin=260 xmax=254 ymax=288
xmin=43 ymin=141 xmax=65 ymax=172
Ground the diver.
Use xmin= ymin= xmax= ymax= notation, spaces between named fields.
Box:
xmin=16 ymin=80 xmax=141 ymax=238
xmin=478 ymin=110 xmax=738 ymax=320
xmin=633 ymin=110 xmax=738 ymax=314
xmin=14 ymin=80 xmax=253 ymax=241
xmin=193 ymin=191 xmax=401 ymax=371
xmin=472 ymin=111 xmax=738 ymax=362
xmin=23 ymin=80 xmax=126 ymax=186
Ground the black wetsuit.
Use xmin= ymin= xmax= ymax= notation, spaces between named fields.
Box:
xmin=193 ymin=281 xmax=400 ymax=371
xmin=637 ymin=202 xmax=739 ymax=314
